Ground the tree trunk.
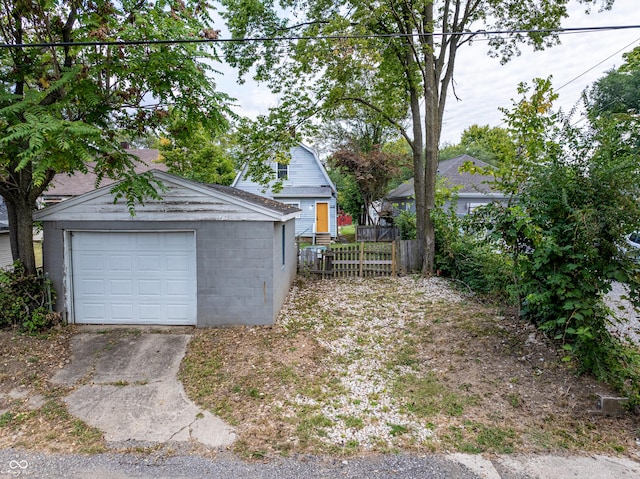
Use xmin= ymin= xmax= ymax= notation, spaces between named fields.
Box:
xmin=406 ymin=49 xmax=426 ymax=273
xmin=5 ymin=196 xmax=37 ymax=275
xmin=420 ymin=3 xmax=439 ymax=274
xmin=0 ymin=164 xmax=53 ymax=276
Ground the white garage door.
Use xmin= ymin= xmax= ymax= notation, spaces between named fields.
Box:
xmin=71 ymin=231 xmax=196 ymax=325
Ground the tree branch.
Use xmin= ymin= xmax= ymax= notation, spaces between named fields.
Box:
xmin=339 ymin=96 xmax=413 ymax=148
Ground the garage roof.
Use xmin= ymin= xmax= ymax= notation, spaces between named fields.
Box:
xmin=34 ymin=170 xmax=301 ymax=223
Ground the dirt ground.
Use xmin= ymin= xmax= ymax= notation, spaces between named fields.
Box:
xmin=1 ymin=276 xmax=639 ymax=459
xmin=180 ymin=277 xmax=640 ymax=459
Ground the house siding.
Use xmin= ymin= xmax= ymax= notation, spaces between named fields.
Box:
xmin=234 ymin=145 xmax=338 ymax=238
xmin=0 ymin=233 xmax=12 ymax=269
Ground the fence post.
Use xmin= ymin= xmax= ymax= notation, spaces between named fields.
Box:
xmin=392 ymin=240 xmax=397 ymax=277
xmin=359 ymin=241 xmax=364 ymax=277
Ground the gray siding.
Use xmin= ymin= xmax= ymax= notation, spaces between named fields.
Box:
xmin=280 ymin=197 xmax=337 ymax=238
xmin=445 ymin=195 xmax=509 ymax=216
xmin=234 ymin=146 xmax=329 ymax=195
xmin=37 ymin=178 xmax=279 ymax=222
xmin=272 ymin=221 xmax=297 ymax=321
xmin=0 ymin=233 xmax=12 ymax=269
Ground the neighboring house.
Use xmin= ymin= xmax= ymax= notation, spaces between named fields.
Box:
xmin=386 ymin=154 xmax=508 ymax=216
xmin=34 ymin=170 xmax=300 ymax=327
xmin=42 ymin=148 xmax=167 ymax=205
xmin=0 ymin=198 xmax=11 ymax=269
xmin=232 ymin=144 xmax=337 ymax=243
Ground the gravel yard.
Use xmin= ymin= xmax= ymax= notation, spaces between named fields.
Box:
xmin=181 ymin=276 xmax=640 ymax=459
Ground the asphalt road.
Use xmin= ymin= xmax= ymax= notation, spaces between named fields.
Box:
xmin=0 ymin=451 xmax=485 ymax=479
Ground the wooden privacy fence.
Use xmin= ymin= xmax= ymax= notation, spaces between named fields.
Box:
xmin=298 ymin=240 xmax=421 ymax=278
xmin=356 ymin=225 xmax=400 ymax=242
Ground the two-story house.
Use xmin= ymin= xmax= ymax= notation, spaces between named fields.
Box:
xmin=233 ymin=144 xmax=337 ymax=244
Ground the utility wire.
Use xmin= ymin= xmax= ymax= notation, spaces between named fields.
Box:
xmin=2 ymin=24 xmax=640 ymax=49
xmin=556 ymin=35 xmax=640 ymax=91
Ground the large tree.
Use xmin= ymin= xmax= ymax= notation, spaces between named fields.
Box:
xmin=319 ymin=106 xmax=409 ymax=224
xmin=475 ymin=77 xmax=640 ymax=401
xmin=0 ymin=0 xmax=229 ymax=274
xmin=220 ymin=0 xmax=615 ymax=273
xmin=329 ymin=142 xmax=403 ymax=225
xmin=587 ymin=45 xmax=640 ymax=121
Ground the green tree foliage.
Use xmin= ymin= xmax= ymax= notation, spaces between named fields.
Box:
xmin=588 ymin=45 xmax=640 ymax=120
xmin=439 ymin=125 xmax=516 ymax=166
xmin=328 ymin=168 xmax=363 ymax=225
xmin=0 ymin=263 xmax=59 ymax=333
xmin=158 ymin=115 xmax=236 ymax=185
xmin=321 ymin=109 xmax=409 ymax=225
xmin=220 ymin=0 xmax=614 ymax=273
xmin=396 ymin=210 xmax=417 ymax=240
xmin=471 ymin=78 xmax=640 ymax=402
xmin=329 ymin=142 xmax=403 ymax=225
xmin=0 ymin=0 xmax=230 ymax=274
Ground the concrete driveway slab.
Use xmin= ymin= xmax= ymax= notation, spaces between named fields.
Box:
xmin=51 ymin=330 xmax=235 ymax=449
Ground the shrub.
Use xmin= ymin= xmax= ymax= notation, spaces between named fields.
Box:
xmin=433 ymin=203 xmax=512 ymax=300
xmin=0 ymin=262 xmax=60 ymax=333
xmin=396 ymin=210 xmax=416 ymax=240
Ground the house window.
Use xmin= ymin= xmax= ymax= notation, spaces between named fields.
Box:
xmin=277 ymin=162 xmax=288 ymax=179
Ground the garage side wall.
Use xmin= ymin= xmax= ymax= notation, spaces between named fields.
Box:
xmin=41 ymin=222 xmax=65 ymax=316
xmin=196 ymin=221 xmax=276 ymax=326
xmin=273 ymin=219 xmax=298 ymax=322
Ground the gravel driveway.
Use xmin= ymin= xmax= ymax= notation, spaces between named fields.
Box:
xmin=606 ymin=282 xmax=640 ymax=344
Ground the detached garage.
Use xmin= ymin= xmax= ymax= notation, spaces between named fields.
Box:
xmin=35 ymin=170 xmax=300 ymax=327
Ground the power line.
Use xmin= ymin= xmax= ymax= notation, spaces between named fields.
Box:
xmin=556 ymin=35 xmax=640 ymax=91
xmin=2 ymin=24 xmax=640 ymax=49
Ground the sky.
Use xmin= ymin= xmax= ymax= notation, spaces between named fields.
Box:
xmin=213 ymin=0 xmax=640 ymax=146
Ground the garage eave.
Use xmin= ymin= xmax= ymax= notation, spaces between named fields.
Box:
xmin=35 ymin=170 xmax=301 ymax=223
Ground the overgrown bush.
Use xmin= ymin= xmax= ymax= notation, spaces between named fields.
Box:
xmin=473 ymin=78 xmax=640 ymax=405
xmin=0 ymin=262 xmax=60 ymax=333
xmin=433 ymin=205 xmax=512 ymax=299
xmin=396 ymin=210 xmax=416 ymax=240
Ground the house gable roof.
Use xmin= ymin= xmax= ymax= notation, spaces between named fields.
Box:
xmin=386 ymin=154 xmax=503 ymax=200
xmin=232 ymin=143 xmax=337 ymax=194
xmin=34 ymin=170 xmax=301 ymax=223
xmin=43 ymin=149 xmax=168 ymax=199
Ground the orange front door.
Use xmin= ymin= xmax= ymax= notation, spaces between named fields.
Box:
xmin=316 ymin=202 xmax=329 ymax=233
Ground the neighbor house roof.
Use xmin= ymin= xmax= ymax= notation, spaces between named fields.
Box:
xmin=386 ymin=154 xmax=499 ymax=200
xmin=43 ymin=149 xmax=168 ymax=199
xmin=195 ymin=180 xmax=302 ymax=216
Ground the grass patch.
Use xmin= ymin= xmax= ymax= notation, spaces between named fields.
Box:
xmin=339 ymin=415 xmax=364 ymax=430
xmin=339 ymin=225 xmax=356 ymax=242
xmin=394 ymin=372 xmax=476 ymax=417
xmin=444 ymin=421 xmax=516 ymax=453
